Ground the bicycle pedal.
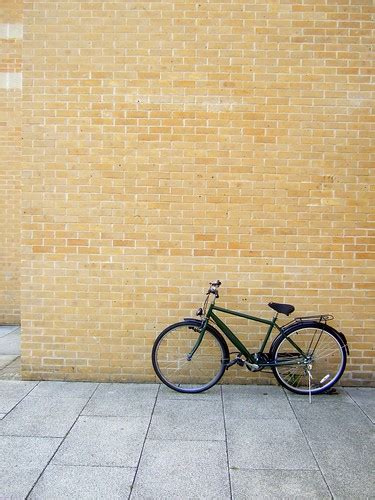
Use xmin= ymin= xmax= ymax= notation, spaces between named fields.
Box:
xmin=244 ymin=361 xmax=260 ymax=371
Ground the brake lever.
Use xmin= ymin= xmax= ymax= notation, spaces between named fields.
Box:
xmin=207 ymin=286 xmax=220 ymax=298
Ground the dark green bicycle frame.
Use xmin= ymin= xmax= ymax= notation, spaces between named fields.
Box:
xmin=189 ymin=303 xmax=308 ymax=366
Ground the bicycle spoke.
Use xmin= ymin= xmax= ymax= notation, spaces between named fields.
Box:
xmin=152 ymin=321 xmax=227 ymax=392
xmin=312 ymin=347 xmax=343 ymax=361
xmin=272 ymin=325 xmax=346 ymax=395
xmin=159 ymin=357 xmax=189 ymax=367
xmin=309 ymin=330 xmax=324 ymax=356
xmin=306 ymin=330 xmax=319 ymax=354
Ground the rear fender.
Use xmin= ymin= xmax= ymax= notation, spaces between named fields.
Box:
xmin=302 ymin=322 xmax=350 ymax=356
xmin=272 ymin=320 xmax=349 ymax=356
xmin=337 ymin=331 xmax=350 ymax=355
xmin=313 ymin=323 xmax=350 ymax=356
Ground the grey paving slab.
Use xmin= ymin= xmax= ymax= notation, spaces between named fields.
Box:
xmin=345 ymin=387 xmax=375 ymax=423
xmin=0 ymin=355 xmax=18 ymax=370
xmin=0 ymin=382 xmax=373 ymax=499
xmin=231 ymin=469 xmax=331 ymax=499
xmin=0 ymin=325 xmax=19 ymax=337
xmin=226 ymin=418 xmax=318 ymax=470
xmin=93 ymin=383 xmax=159 ymax=398
xmin=148 ymin=398 xmax=225 ymax=441
xmin=157 ymin=383 xmax=222 ymax=400
xmin=0 ymin=356 xmax=21 ymax=380
xmin=288 ymin=397 xmax=374 ymax=450
xmin=131 ymin=439 xmax=230 ymax=500
xmin=0 ymin=396 xmax=88 ymax=437
xmin=322 ymin=467 xmax=375 ymax=499
xmin=0 ymin=331 xmax=20 ymax=355
xmin=287 ymin=387 xmax=352 ymax=404
xmin=29 ymin=465 xmax=136 ymax=500
xmin=28 ymin=381 xmax=98 ymax=399
xmin=0 ymin=435 xmax=61 ymax=499
xmin=1 ymin=466 xmax=44 ymax=499
xmin=0 ymin=380 xmax=38 ymax=400
xmin=298 ymin=421 xmax=374 ymax=469
xmin=223 ymin=384 xmax=293 ymax=419
xmin=82 ymin=383 xmax=158 ymax=417
xmin=0 ymin=380 xmax=39 ymax=413
xmin=223 ymin=385 xmax=283 ymax=398
xmin=0 ymin=435 xmax=62 ymax=467
xmin=289 ymin=392 xmax=375 ymax=498
xmin=52 ymin=415 xmax=150 ymax=467
xmin=311 ymin=448 xmax=375 ymax=499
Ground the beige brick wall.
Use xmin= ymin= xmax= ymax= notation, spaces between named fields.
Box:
xmin=21 ymin=0 xmax=374 ymax=384
xmin=0 ymin=0 xmax=22 ymax=324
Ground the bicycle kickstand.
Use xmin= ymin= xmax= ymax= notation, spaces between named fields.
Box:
xmin=307 ymin=364 xmax=313 ymax=404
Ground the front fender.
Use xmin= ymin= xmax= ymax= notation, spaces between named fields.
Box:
xmin=183 ymin=317 xmax=206 ymax=328
xmin=183 ymin=317 xmax=230 ymax=362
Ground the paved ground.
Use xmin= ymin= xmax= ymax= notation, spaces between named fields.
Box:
xmin=0 ymin=326 xmax=21 ymax=380
xmin=0 ymin=380 xmax=374 ymax=499
xmin=0 ymin=327 xmax=374 ymax=498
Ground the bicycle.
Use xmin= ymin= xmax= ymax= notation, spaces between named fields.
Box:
xmin=152 ymin=280 xmax=349 ymax=397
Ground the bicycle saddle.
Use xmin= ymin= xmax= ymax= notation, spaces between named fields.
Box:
xmin=268 ymin=302 xmax=295 ymax=316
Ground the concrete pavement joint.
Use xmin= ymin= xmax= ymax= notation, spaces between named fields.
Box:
xmin=230 ymin=466 xmax=334 ymax=472
xmin=221 ymin=385 xmax=234 ymax=500
xmin=0 ymin=356 xmax=19 ymax=370
xmin=146 ymin=437 xmax=226 ymax=442
xmin=42 ymin=463 xmax=137 ymax=469
xmin=284 ymin=388 xmax=334 ymax=499
xmin=25 ymin=382 xmax=101 ymax=499
xmin=345 ymin=389 xmax=375 ymax=425
xmin=128 ymin=383 xmax=161 ymax=500
xmin=0 ymin=433 xmax=63 ymax=439
xmin=1 ymin=380 xmax=40 ymax=417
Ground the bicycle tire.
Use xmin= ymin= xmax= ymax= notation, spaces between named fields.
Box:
xmin=152 ymin=320 xmax=229 ymax=393
xmin=270 ymin=322 xmax=347 ymax=395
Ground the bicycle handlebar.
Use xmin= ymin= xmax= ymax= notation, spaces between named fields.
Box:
xmin=210 ymin=280 xmax=222 ymax=287
xmin=207 ymin=280 xmax=222 ymax=297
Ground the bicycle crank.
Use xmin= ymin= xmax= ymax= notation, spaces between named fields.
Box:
xmin=244 ymin=360 xmax=260 ymax=371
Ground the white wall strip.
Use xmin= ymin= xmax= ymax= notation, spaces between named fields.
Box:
xmin=0 ymin=73 xmax=22 ymax=89
xmin=0 ymin=24 xmax=23 ymax=40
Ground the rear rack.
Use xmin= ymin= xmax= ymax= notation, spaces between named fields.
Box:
xmin=283 ymin=314 xmax=334 ymax=328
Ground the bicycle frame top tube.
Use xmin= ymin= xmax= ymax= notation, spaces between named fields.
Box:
xmin=211 ymin=304 xmax=277 ymax=327
xmin=204 ymin=303 xmax=281 ymax=361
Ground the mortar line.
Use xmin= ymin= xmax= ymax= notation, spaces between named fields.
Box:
xmin=25 ymin=382 xmax=101 ymax=499
xmin=283 ymin=388 xmax=334 ymax=499
xmin=128 ymin=383 xmax=161 ymax=500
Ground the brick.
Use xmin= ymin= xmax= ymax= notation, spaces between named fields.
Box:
xmin=0 ymin=2 xmax=22 ymax=324
xmin=0 ymin=0 xmax=373 ymax=384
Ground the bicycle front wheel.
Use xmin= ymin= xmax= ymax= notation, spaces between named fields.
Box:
xmin=270 ymin=322 xmax=347 ymax=395
xmin=152 ymin=320 xmax=229 ymax=393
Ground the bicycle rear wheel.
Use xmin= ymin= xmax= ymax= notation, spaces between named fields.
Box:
xmin=270 ymin=322 xmax=347 ymax=395
xmin=152 ymin=320 xmax=229 ymax=393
